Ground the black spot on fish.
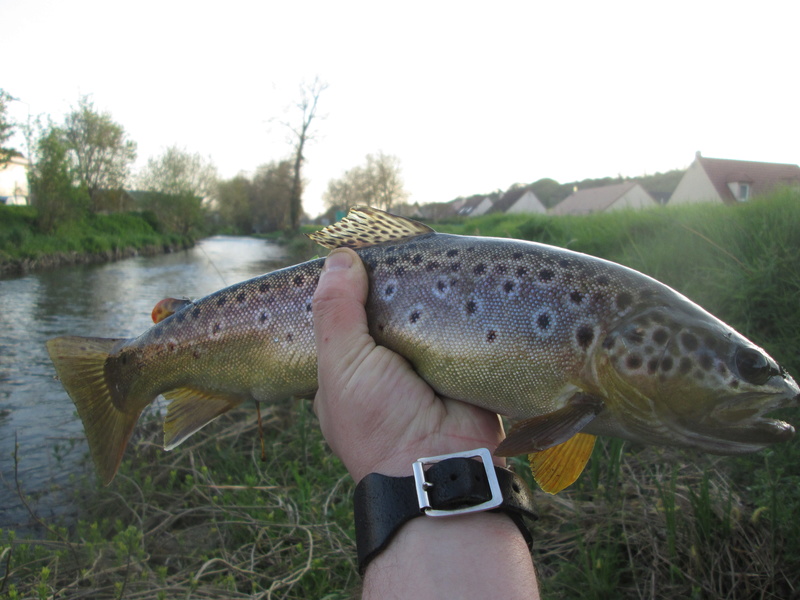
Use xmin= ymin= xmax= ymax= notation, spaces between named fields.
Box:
xmin=647 ymin=358 xmax=659 ymax=374
xmin=385 ymin=284 xmax=395 ymax=297
xmin=377 ymin=323 xmax=385 ymax=332
xmin=679 ymin=357 xmax=693 ymax=374
xmin=217 ymin=296 xmax=227 ymax=307
xmin=167 ymin=342 xmax=176 ymax=352
xmin=652 ymin=328 xmax=669 ymax=345
xmin=236 ymin=292 xmax=246 ymax=303
xmin=513 ymin=251 xmax=523 ymax=260
xmin=699 ymin=354 xmax=714 ymax=371
xmin=466 ymin=300 xmax=477 ymax=315
xmin=596 ymin=275 xmax=610 ymax=286
xmin=473 ymin=264 xmax=486 ymax=275
xmin=193 ymin=350 xmax=201 ymax=359
xmin=259 ymin=283 xmax=270 ymax=293
xmin=661 ymin=356 xmax=674 ymax=371
xmin=537 ymin=313 xmax=550 ymax=330
xmin=486 ymin=330 xmax=497 ymax=343
xmin=615 ymin=292 xmax=633 ymax=311
xmin=293 ymin=275 xmax=305 ymax=287
xmin=212 ymin=323 xmax=221 ymax=335
xmin=260 ymin=312 xmax=268 ymax=323
xmin=558 ymin=259 xmax=570 ymax=268
xmin=412 ymin=254 xmax=423 ymax=265
xmin=570 ymin=291 xmax=584 ymax=304
xmin=447 ymin=249 xmax=459 ymax=257
xmin=192 ymin=307 xmax=201 ymax=319
xmin=286 ymin=333 xmax=293 ymax=342
xmin=386 ymin=256 xmax=398 ymax=266
xmin=306 ymin=302 xmax=312 ymax=313
xmin=395 ymin=266 xmax=407 ymax=277
xmin=602 ymin=335 xmax=616 ymax=350
xmin=538 ymin=269 xmax=555 ymax=282
xmin=503 ymin=281 xmax=515 ymax=294
xmin=409 ymin=310 xmax=420 ymax=323
xmin=516 ymin=267 xmax=527 ymax=277
xmin=450 ymin=263 xmax=460 ymax=273
xmin=626 ymin=355 xmax=643 ymax=370
xmin=426 ymin=261 xmax=441 ymax=272
xmin=576 ymin=325 xmax=594 ymax=349
xmin=681 ymin=333 xmax=699 ymax=351
xmin=437 ymin=280 xmax=447 ymax=293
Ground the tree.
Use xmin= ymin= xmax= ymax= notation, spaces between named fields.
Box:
xmin=215 ymin=175 xmax=253 ymax=233
xmin=323 ymin=151 xmax=408 ymax=212
xmin=27 ymin=124 xmax=85 ymax=232
xmin=63 ymin=96 xmax=137 ymax=210
xmin=0 ymin=89 xmax=16 ymax=167
xmin=251 ymin=160 xmax=293 ymax=232
xmin=283 ymin=78 xmax=327 ymax=231
xmin=136 ymin=145 xmax=217 ymax=198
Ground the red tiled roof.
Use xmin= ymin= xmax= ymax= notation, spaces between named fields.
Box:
xmin=698 ymin=156 xmax=800 ymax=204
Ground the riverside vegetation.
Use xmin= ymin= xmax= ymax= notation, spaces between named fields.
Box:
xmin=2 ymin=189 xmax=799 ymax=599
xmin=0 ymin=206 xmax=195 ymax=276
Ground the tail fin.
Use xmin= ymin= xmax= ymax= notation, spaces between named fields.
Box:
xmin=46 ymin=336 xmax=141 ymax=485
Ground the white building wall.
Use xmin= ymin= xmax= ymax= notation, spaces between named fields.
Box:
xmin=669 ymin=160 xmax=720 ymax=204
xmin=0 ymin=157 xmax=30 ymax=205
xmin=608 ymin=184 xmax=655 ymax=211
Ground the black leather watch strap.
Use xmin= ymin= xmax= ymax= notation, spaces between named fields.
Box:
xmin=354 ymin=455 xmax=538 ymax=575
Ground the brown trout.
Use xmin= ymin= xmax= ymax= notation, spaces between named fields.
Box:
xmin=47 ymin=207 xmax=799 ymax=492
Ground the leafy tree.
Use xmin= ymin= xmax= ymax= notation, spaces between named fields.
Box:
xmin=0 ymin=88 xmax=16 ymax=166
xmin=136 ymin=145 xmax=217 ymax=198
xmin=63 ymin=96 xmax=137 ymax=210
xmin=215 ymin=175 xmax=253 ymax=233
xmin=27 ymin=124 xmax=85 ymax=232
xmin=323 ymin=151 xmax=408 ymax=211
xmin=251 ymin=160 xmax=293 ymax=232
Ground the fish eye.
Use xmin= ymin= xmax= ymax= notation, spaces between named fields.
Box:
xmin=734 ymin=347 xmax=774 ymax=385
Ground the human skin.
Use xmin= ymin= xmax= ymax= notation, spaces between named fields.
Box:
xmin=312 ymin=248 xmax=540 ymax=599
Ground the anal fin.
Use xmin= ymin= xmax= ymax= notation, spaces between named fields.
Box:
xmin=495 ymin=393 xmax=604 ymax=456
xmin=163 ymin=388 xmax=244 ymax=450
xmin=529 ymin=433 xmax=597 ymax=494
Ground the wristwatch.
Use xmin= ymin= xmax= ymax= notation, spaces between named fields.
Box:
xmin=353 ymin=448 xmax=538 ymax=575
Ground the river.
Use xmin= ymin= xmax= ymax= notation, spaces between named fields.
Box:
xmin=0 ymin=236 xmax=293 ymax=533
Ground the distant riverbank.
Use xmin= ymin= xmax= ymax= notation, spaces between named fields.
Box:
xmin=0 ymin=206 xmax=195 ymax=276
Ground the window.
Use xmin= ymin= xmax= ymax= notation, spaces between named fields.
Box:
xmin=738 ymin=183 xmax=750 ymax=201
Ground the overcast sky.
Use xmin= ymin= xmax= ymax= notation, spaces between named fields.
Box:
xmin=4 ymin=0 xmax=798 ymax=217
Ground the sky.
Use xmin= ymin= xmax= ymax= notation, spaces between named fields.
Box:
xmin=3 ymin=0 xmax=799 ymax=217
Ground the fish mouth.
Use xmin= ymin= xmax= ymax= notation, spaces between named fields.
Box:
xmin=689 ymin=392 xmax=799 ymax=453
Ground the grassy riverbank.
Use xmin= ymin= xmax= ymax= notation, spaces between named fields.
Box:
xmin=2 ymin=190 xmax=799 ymax=599
xmin=0 ymin=206 xmax=195 ymax=276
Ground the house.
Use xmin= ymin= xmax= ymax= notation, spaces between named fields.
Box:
xmin=0 ymin=155 xmax=29 ymax=205
xmin=669 ymin=152 xmax=800 ymax=205
xmin=456 ymin=195 xmax=493 ymax=216
xmin=550 ymin=181 xmax=656 ymax=215
xmin=489 ymin=188 xmax=547 ymax=215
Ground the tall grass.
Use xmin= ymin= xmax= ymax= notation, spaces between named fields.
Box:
xmin=2 ymin=190 xmax=798 ymax=598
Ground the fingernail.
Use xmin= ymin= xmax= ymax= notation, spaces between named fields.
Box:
xmin=323 ymin=248 xmax=354 ymax=272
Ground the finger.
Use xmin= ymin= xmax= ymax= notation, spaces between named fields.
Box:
xmin=312 ymin=248 xmax=374 ymax=396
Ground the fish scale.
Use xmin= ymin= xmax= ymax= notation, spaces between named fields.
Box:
xmin=46 ymin=207 xmax=799 ymax=492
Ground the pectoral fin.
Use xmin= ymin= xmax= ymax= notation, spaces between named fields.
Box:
xmin=495 ymin=393 xmax=604 ymax=456
xmin=528 ymin=433 xmax=597 ymax=494
xmin=163 ymin=388 xmax=244 ymax=450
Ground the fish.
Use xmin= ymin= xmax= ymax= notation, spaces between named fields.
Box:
xmin=46 ymin=207 xmax=800 ymax=492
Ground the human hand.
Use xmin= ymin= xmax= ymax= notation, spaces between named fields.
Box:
xmin=312 ymin=248 xmax=507 ymax=482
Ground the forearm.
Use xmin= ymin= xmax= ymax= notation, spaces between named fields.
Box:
xmin=362 ymin=510 xmax=540 ymax=599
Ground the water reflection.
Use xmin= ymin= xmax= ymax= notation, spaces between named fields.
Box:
xmin=0 ymin=237 xmax=291 ymax=531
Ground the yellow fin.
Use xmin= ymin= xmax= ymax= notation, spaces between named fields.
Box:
xmin=529 ymin=433 xmax=597 ymax=494
xmin=163 ymin=388 xmax=244 ymax=450
xmin=151 ymin=297 xmax=192 ymax=323
xmin=306 ymin=206 xmax=434 ymax=249
xmin=46 ymin=336 xmax=140 ymax=485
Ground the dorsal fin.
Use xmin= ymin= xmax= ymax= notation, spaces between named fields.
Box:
xmin=306 ymin=206 xmax=435 ymax=249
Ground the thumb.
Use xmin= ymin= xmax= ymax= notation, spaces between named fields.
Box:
xmin=312 ymin=248 xmax=374 ymax=391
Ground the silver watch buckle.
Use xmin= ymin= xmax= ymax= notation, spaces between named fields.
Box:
xmin=412 ymin=448 xmax=503 ymax=518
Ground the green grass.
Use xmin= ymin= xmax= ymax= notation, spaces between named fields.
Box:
xmin=0 ymin=206 xmax=193 ymax=272
xmin=2 ymin=189 xmax=799 ymax=598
